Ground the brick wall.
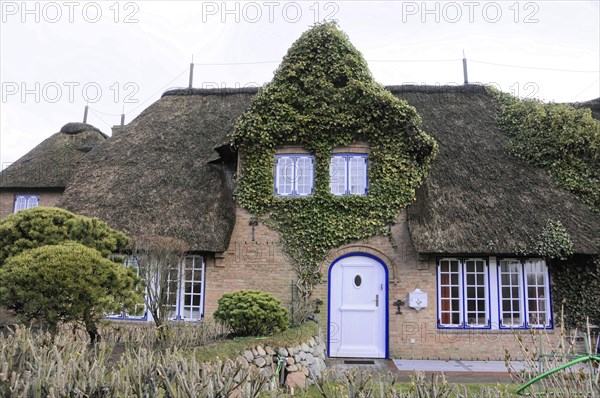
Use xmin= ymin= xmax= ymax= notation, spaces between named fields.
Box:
xmin=208 ymin=205 xmax=560 ymax=360
xmin=204 ymin=206 xmax=297 ymax=316
xmin=0 ymin=191 xmax=63 ymax=220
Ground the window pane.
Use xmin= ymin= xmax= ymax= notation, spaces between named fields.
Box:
xmin=276 ymin=157 xmax=294 ymax=196
xmin=438 ymin=259 xmax=461 ymax=326
xmin=27 ymin=195 xmax=39 ymax=208
xmin=295 ymin=156 xmax=314 ymax=196
xmin=464 ymin=259 xmax=487 ymax=327
xmin=14 ymin=195 xmax=38 ymax=213
xmin=499 ymin=259 xmax=523 ymax=327
xmin=180 ymin=256 xmax=204 ymax=321
xmin=163 ymin=262 xmax=179 ymax=320
xmin=329 ymin=156 xmax=347 ymax=195
xmin=348 ymin=156 xmax=367 ymax=195
xmin=125 ymin=257 xmax=146 ymax=318
xmin=524 ymin=259 xmax=550 ymax=327
xmin=13 ymin=195 xmax=26 ymax=212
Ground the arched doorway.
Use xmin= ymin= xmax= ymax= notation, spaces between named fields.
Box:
xmin=328 ymin=254 xmax=388 ymax=358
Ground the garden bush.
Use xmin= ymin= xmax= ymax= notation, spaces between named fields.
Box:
xmin=214 ymin=290 xmax=289 ymax=336
xmin=0 ymin=243 xmax=141 ymax=342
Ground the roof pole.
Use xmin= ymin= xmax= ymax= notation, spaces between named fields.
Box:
xmin=189 ymin=56 xmax=194 ymax=89
xmin=83 ymin=104 xmax=89 ymax=123
xmin=120 ymin=106 xmax=125 ymax=126
xmin=462 ymin=50 xmax=469 ymax=85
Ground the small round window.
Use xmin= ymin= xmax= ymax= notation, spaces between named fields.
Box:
xmin=354 ymin=274 xmax=362 ymax=288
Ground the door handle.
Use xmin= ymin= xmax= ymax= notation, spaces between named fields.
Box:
xmin=375 ymin=294 xmax=379 ymax=307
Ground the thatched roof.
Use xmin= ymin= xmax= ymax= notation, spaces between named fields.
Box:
xmin=398 ymin=85 xmax=600 ymax=255
xmin=57 ymin=85 xmax=599 ymax=255
xmin=0 ymin=123 xmax=107 ymax=189
xmin=573 ymin=97 xmax=600 ymax=120
xmin=59 ymin=89 xmax=256 ymax=252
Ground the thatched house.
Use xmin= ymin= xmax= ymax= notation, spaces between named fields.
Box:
xmin=54 ymin=82 xmax=599 ymax=359
xmin=2 ymin=25 xmax=599 ymax=360
xmin=0 ymin=122 xmax=107 ymax=219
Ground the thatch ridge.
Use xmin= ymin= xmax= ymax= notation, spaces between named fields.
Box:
xmin=60 ymin=122 xmax=106 ymax=136
xmin=0 ymin=123 xmax=107 ymax=189
xmin=162 ymin=87 xmax=260 ymax=97
xmin=162 ymin=84 xmax=486 ymax=98
xmin=60 ymin=92 xmax=255 ymax=252
xmin=572 ymin=97 xmax=600 ymax=120
xmin=399 ymin=88 xmax=599 ymax=255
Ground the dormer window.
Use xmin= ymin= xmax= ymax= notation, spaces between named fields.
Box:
xmin=329 ymin=154 xmax=368 ymax=196
xmin=274 ymin=155 xmax=314 ymax=196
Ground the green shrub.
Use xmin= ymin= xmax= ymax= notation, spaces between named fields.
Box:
xmin=0 ymin=207 xmax=129 ymax=265
xmin=214 ymin=290 xmax=289 ymax=336
xmin=0 ymin=242 xmax=141 ymax=342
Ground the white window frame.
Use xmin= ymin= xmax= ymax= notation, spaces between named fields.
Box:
xmin=166 ymin=255 xmax=206 ymax=322
xmin=437 ymin=258 xmax=490 ymax=329
xmin=13 ymin=194 xmax=39 ymax=213
xmin=436 ymin=257 xmax=553 ymax=330
xmin=106 ymin=257 xmax=148 ymax=321
xmin=107 ymin=255 xmax=206 ymax=322
xmin=274 ymin=155 xmax=314 ymax=197
xmin=498 ymin=258 xmax=552 ymax=329
xmin=177 ymin=255 xmax=205 ymax=321
xmin=329 ymin=154 xmax=368 ymax=196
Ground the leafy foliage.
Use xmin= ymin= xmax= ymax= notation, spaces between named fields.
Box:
xmin=550 ymin=256 xmax=600 ymax=327
xmin=492 ymin=90 xmax=600 ymax=212
xmin=131 ymin=235 xmax=190 ymax=338
xmin=231 ymin=22 xmax=437 ymax=297
xmin=214 ymin=290 xmax=289 ymax=336
xmin=0 ymin=243 xmax=141 ymax=341
xmin=516 ymin=219 xmax=574 ymax=260
xmin=0 ymin=207 xmax=129 ymax=265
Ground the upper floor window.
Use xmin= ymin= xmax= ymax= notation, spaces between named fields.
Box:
xmin=14 ymin=194 xmax=39 ymax=213
xmin=274 ymin=155 xmax=314 ymax=196
xmin=329 ymin=154 xmax=368 ymax=196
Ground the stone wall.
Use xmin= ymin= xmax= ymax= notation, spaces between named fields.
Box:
xmin=236 ymin=326 xmax=326 ymax=389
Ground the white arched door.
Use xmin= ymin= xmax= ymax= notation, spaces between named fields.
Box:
xmin=328 ymin=255 xmax=387 ymax=358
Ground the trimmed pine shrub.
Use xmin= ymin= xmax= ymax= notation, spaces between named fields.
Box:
xmin=214 ymin=290 xmax=289 ymax=336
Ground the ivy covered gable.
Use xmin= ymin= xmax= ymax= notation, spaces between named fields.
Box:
xmin=231 ymin=22 xmax=437 ymax=296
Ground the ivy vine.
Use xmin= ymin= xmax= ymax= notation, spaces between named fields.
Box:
xmin=516 ymin=219 xmax=574 ymax=260
xmin=550 ymin=256 xmax=600 ymax=327
xmin=490 ymin=89 xmax=600 ymax=212
xmin=230 ymin=22 xmax=437 ymax=299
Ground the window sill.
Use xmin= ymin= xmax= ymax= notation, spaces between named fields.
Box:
xmin=437 ymin=328 xmax=555 ymax=334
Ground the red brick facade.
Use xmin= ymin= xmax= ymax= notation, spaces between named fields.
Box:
xmin=204 ymin=205 xmax=558 ymax=360
xmin=0 ymin=191 xmax=63 ymax=220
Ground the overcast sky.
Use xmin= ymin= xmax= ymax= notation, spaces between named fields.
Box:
xmin=1 ymin=0 xmax=599 ymax=166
